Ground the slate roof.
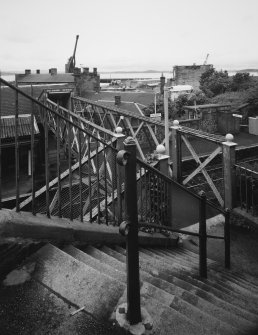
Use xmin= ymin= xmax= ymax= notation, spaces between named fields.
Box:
xmin=83 ymin=91 xmax=156 ymax=106
xmin=16 ymin=73 xmax=74 ymax=84
xmin=0 ymin=84 xmax=72 ymax=117
xmin=0 ymin=115 xmax=40 ymax=139
xmin=83 ymin=91 xmax=156 ymax=115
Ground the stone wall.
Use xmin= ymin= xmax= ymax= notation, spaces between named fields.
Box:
xmin=173 ymin=64 xmax=212 ymax=90
xmin=74 ymin=67 xmax=100 ymax=96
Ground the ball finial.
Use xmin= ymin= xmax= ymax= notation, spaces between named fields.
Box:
xmin=173 ymin=120 xmax=179 ymax=126
xmin=225 ymin=133 xmax=234 ymax=142
xmin=115 ymin=127 xmax=123 ymax=134
xmin=156 ymin=144 xmax=166 ymax=155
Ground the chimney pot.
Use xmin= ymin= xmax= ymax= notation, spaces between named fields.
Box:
xmin=115 ymin=95 xmax=121 ymax=106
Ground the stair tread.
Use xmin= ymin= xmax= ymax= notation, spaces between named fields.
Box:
xmin=141 ymin=247 xmax=258 ymax=314
xmin=101 ymin=245 xmax=257 ymax=328
xmin=28 ymin=243 xmax=125 ymax=320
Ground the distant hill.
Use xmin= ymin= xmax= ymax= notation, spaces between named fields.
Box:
xmin=236 ymin=69 xmax=258 ymax=73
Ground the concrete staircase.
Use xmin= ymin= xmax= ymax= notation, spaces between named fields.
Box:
xmin=1 ymin=243 xmax=258 ymax=334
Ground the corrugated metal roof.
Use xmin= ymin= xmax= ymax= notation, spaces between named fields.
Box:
xmin=0 ymin=115 xmax=40 ymax=139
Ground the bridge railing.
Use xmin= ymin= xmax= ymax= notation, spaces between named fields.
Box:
xmin=72 ymin=96 xmax=167 ymax=160
xmin=171 ymin=121 xmax=237 ymax=210
xmin=235 ymin=162 xmax=258 ymax=216
xmin=0 ymin=77 xmax=127 ymax=224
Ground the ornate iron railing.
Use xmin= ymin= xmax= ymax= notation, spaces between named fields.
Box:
xmin=0 ymin=78 xmax=126 ymax=224
xmin=235 ymin=163 xmax=258 ymax=216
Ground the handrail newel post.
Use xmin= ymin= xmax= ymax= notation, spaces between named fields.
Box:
xmin=199 ymin=191 xmax=207 ymax=278
xmin=117 ymin=136 xmax=142 ymax=325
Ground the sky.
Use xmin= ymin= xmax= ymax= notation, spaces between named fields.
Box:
xmin=0 ymin=0 xmax=258 ymax=72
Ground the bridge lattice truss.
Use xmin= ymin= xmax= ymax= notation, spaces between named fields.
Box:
xmin=19 ymin=94 xmax=226 ymax=219
xmin=71 ymin=97 xmax=168 ymax=160
xmin=19 ymin=96 xmax=171 ymax=224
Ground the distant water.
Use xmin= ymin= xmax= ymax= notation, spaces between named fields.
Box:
xmin=1 ymin=74 xmax=15 ymax=82
xmin=2 ymin=71 xmax=257 ymax=83
xmin=100 ymin=72 xmax=173 ymax=80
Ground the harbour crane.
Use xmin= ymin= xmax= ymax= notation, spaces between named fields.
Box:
xmin=203 ymin=53 xmax=209 ymax=65
xmin=65 ymin=35 xmax=79 ymax=73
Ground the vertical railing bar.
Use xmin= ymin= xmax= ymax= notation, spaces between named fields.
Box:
xmin=224 ymin=208 xmax=231 ymax=269
xmin=68 ymin=120 xmax=73 ymax=220
xmin=30 ymin=85 xmax=35 ymax=214
xmin=145 ymin=168 xmax=147 ymax=222
xmin=15 ymin=80 xmax=20 ymax=211
xmin=88 ymin=135 xmax=92 ymax=222
xmin=238 ymin=168 xmax=241 ymax=209
xmin=251 ymin=173 xmax=254 ymax=216
xmin=245 ymin=169 xmax=248 ymax=212
xmin=78 ymin=129 xmax=83 ymax=222
xmin=0 ymin=78 xmax=2 ymax=209
xmin=96 ymin=139 xmax=100 ymax=224
xmin=56 ymin=112 xmax=62 ymax=218
xmin=199 ymin=191 xmax=207 ymax=278
xmin=111 ymin=147 xmax=115 ymax=225
xmin=104 ymin=144 xmax=108 ymax=225
xmin=140 ymin=166 xmax=143 ymax=221
xmin=44 ymin=107 xmax=50 ymax=218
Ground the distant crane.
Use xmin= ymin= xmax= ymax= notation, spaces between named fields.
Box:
xmin=203 ymin=53 xmax=209 ymax=65
xmin=65 ymin=35 xmax=79 ymax=73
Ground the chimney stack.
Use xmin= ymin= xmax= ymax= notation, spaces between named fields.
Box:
xmin=160 ymin=73 xmax=165 ymax=95
xmin=36 ymin=69 xmax=40 ymax=74
xmin=49 ymin=68 xmax=57 ymax=75
xmin=115 ymin=95 xmax=121 ymax=106
xmin=73 ymin=67 xmax=81 ymax=75
xmin=25 ymin=69 xmax=31 ymax=75
xmin=93 ymin=67 xmax=97 ymax=75
xmin=83 ymin=67 xmax=89 ymax=74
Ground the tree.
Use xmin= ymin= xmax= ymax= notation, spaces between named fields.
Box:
xmin=230 ymin=72 xmax=253 ymax=91
xmin=200 ymin=68 xmax=230 ymax=97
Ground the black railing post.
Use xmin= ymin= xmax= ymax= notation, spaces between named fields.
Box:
xmin=199 ymin=191 xmax=207 ymax=278
xmin=224 ymin=208 xmax=231 ymax=269
xmin=117 ymin=137 xmax=141 ymax=325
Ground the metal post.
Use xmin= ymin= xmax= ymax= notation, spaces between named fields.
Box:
xmin=114 ymin=128 xmax=126 ymax=223
xmin=222 ymin=134 xmax=237 ymax=209
xmin=224 ymin=208 xmax=231 ymax=269
xmin=199 ymin=191 xmax=207 ymax=278
xmin=164 ymin=87 xmax=169 ymax=156
xmin=117 ymin=137 xmax=141 ymax=325
xmin=171 ymin=121 xmax=182 ymax=182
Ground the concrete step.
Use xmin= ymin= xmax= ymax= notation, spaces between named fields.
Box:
xmin=77 ymin=245 xmax=238 ymax=334
xmin=162 ymin=247 xmax=258 ymax=294
xmin=0 ymin=262 xmax=121 ymax=335
xmin=28 ymin=243 xmax=125 ymax=320
xmin=101 ymin=245 xmax=257 ymax=330
xmin=177 ymin=247 xmax=258 ymax=289
xmin=142 ymin=247 xmax=258 ymax=314
xmin=116 ymin=287 xmax=211 ymax=335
